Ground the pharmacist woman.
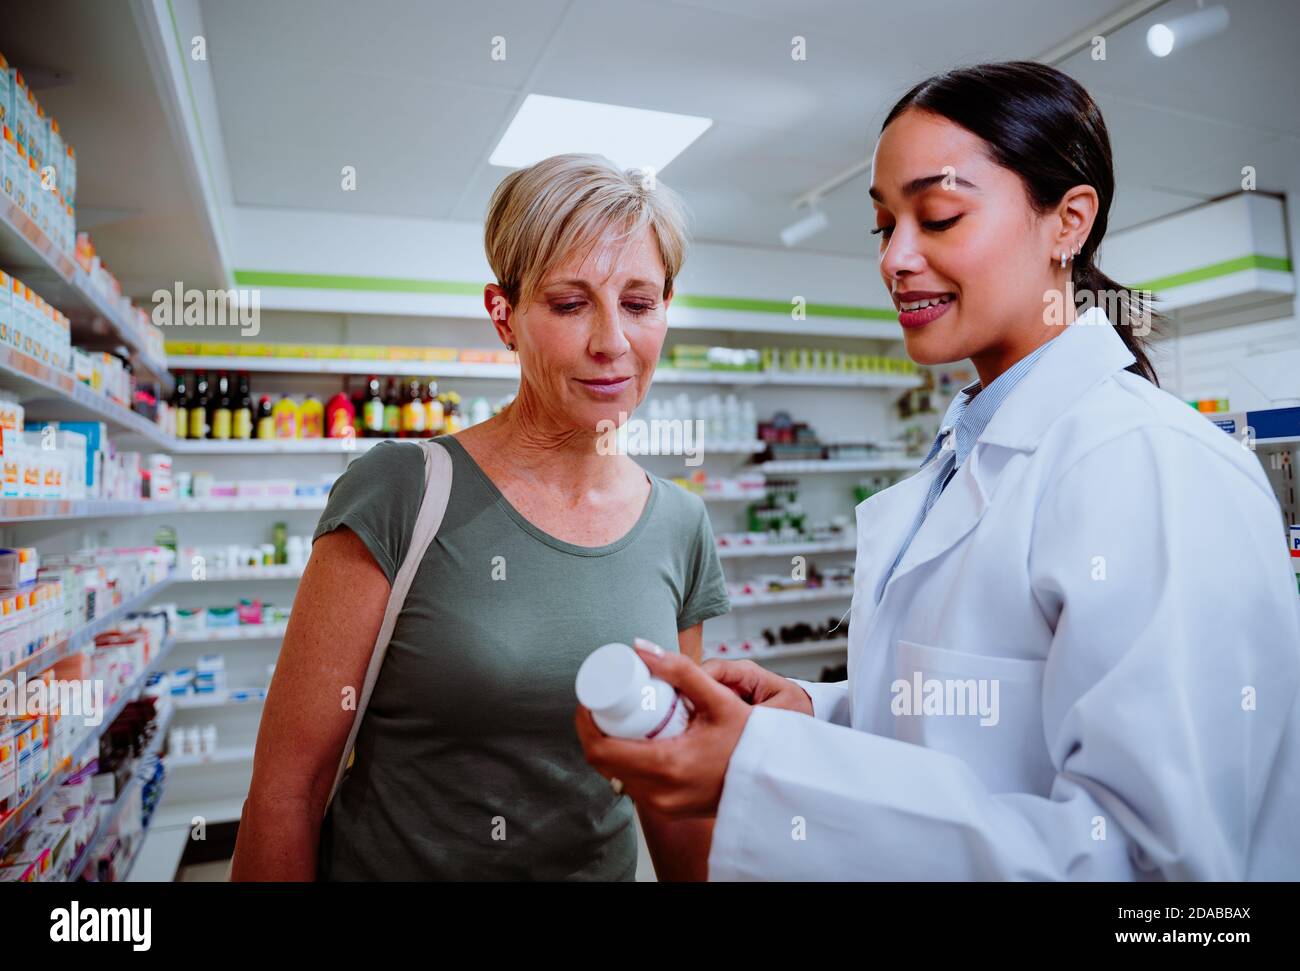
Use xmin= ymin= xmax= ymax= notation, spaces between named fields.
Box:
xmin=232 ymin=155 xmax=729 ymax=880
xmin=577 ymin=62 xmax=1300 ymax=880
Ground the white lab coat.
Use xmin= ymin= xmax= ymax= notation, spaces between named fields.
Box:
xmin=708 ymin=308 xmax=1300 ymax=880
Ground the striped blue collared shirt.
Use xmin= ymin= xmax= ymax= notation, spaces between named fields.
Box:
xmin=881 ymin=339 xmax=1054 ymax=592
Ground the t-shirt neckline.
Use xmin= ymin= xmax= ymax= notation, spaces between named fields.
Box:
xmin=437 ymin=435 xmax=658 ymax=557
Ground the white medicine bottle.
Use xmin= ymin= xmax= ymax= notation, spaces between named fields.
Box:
xmin=575 ymin=642 xmax=690 ymax=741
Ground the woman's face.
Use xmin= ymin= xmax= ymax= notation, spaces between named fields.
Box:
xmin=493 ymin=224 xmax=670 ymax=435
xmin=870 ymin=108 xmax=1060 ymax=367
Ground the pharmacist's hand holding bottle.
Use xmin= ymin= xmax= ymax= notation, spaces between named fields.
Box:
xmin=575 ymin=639 xmax=753 ymax=818
xmin=701 ymin=658 xmax=814 ymax=715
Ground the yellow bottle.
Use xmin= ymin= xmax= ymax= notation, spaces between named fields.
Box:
xmin=272 ymin=396 xmax=300 ymax=439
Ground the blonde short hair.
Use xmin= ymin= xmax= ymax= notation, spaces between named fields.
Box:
xmin=484 ymin=153 xmax=690 ymax=311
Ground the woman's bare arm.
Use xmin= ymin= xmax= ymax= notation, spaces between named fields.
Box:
xmin=633 ymin=622 xmax=717 ymax=881
xmin=229 ymin=527 xmax=390 ymax=881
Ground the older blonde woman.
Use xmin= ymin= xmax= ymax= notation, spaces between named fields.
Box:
xmin=231 ymin=154 xmax=729 ymax=881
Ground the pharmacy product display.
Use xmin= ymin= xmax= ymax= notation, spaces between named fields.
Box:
xmin=172 ymin=602 xmax=290 ymax=637
xmin=1 ymin=53 xmax=77 ymax=252
xmin=666 ymin=343 xmax=917 ymax=377
xmin=704 ymin=615 xmax=850 ymax=661
xmin=173 ymin=469 xmax=336 ymax=505
xmin=175 ymin=525 xmax=312 ymax=573
xmin=632 ymin=393 xmax=758 ymax=452
xmin=575 ymin=642 xmax=689 ymax=741
xmin=154 ymin=653 xmax=271 ymax=709
xmin=755 ymin=410 xmax=911 ymax=463
xmin=4 ymin=415 xmax=174 ymax=501
xmin=1 ymin=546 xmax=173 ymax=672
xmin=1 ymin=605 xmax=172 ymax=874
xmin=727 ymin=562 xmax=854 ymax=598
xmin=170 ymin=371 xmax=511 ymax=441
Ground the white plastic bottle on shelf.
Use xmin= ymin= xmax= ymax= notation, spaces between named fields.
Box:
xmin=575 ymin=642 xmax=689 ymax=740
xmin=724 ymin=394 xmax=741 ymax=447
xmin=740 ymin=399 xmax=757 ymax=446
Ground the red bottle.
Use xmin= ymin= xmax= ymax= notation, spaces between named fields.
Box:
xmin=325 ymin=388 xmax=356 ymax=439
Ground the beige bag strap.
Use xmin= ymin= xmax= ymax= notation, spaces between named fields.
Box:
xmin=325 ymin=440 xmax=454 ymax=811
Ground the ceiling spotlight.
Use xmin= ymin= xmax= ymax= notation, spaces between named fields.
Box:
xmin=781 ymin=204 xmax=829 ymax=247
xmin=1146 ymin=5 xmax=1230 ymax=58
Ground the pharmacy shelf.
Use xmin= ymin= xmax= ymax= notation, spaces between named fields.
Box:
xmin=173 ymin=564 xmax=304 ymax=581
xmin=0 ymin=497 xmax=178 ymax=523
xmin=175 ymin=496 xmax=326 ymax=512
xmin=0 ymin=195 xmax=171 ymax=387
xmin=167 ymin=745 xmax=255 ymax=769
xmin=126 ymin=822 xmax=190 ymax=883
xmin=65 ymin=706 xmax=174 ymax=882
xmin=166 ymin=355 xmax=920 ymax=390
xmin=171 ymin=622 xmax=288 ymax=645
xmin=146 ymin=796 xmax=246 ymax=833
xmin=700 ymin=490 xmax=764 ymax=503
xmin=171 ymin=437 xmax=379 ymax=455
xmin=728 ymin=585 xmax=855 ymax=608
xmin=0 ymin=573 xmax=176 ymax=683
xmin=707 ymin=637 xmax=850 ymax=663
xmin=0 ymin=635 xmax=177 ymax=849
xmin=717 ymin=538 xmax=855 ymax=559
xmin=172 ymin=689 xmax=267 ymax=710
xmin=758 ymin=456 xmax=920 ymax=474
xmin=0 ymin=344 xmax=175 ymax=448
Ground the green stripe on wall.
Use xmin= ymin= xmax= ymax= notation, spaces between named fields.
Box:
xmin=234 ymin=252 xmax=1293 ymax=316
xmin=1133 ymin=254 xmax=1291 ymax=292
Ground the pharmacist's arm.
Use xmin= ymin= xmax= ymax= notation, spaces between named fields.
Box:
xmin=631 ymin=623 xmax=715 ymax=882
xmin=230 ymin=527 xmax=388 ymax=881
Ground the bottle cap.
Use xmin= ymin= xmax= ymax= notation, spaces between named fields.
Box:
xmin=575 ymin=642 xmax=643 ymax=714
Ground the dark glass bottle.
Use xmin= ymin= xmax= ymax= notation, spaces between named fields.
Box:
xmin=382 ymin=377 xmax=400 ymax=437
xmin=189 ymin=371 xmax=210 ymax=439
xmin=233 ymin=372 xmax=253 ymax=439
xmin=172 ymin=371 xmax=189 ymax=440
xmin=362 ymin=376 xmax=385 ymax=437
xmin=210 ymin=372 xmax=232 ymax=440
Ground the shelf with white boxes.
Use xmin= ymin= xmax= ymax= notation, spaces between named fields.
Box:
xmin=0 ymin=635 xmax=176 ymax=848
xmin=0 ymin=573 xmax=176 ymax=682
xmin=173 ymin=564 xmax=304 ymax=582
xmin=758 ymin=456 xmax=920 ymax=474
xmin=175 ymin=497 xmax=326 ymax=513
xmin=167 ymin=746 xmax=255 ymax=770
xmin=0 ymin=196 xmax=171 ymax=386
xmin=727 ymin=585 xmax=855 ymax=608
xmin=0 ymin=344 xmax=175 ymax=448
xmin=63 ymin=705 xmax=175 ymax=882
xmin=170 ymin=622 xmax=288 ymax=645
xmin=0 ymin=497 xmax=178 ymax=524
xmin=716 ymin=538 xmax=855 ymax=559
xmin=172 ymin=689 xmax=267 ymax=710
xmin=706 ymin=637 xmax=850 ymax=663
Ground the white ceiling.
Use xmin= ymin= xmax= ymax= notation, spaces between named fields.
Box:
xmin=198 ymin=0 xmax=1300 ymax=259
xmin=6 ymin=0 xmax=1299 ymax=297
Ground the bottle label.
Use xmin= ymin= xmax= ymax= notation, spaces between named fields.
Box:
xmin=189 ymin=408 xmax=207 ymax=439
xmin=233 ymin=410 xmax=252 ymax=439
xmin=403 ymin=402 xmax=426 ymax=435
xmin=212 ymin=408 xmax=232 ymax=439
xmin=383 ymin=404 xmax=399 ymax=434
xmin=175 ymin=407 xmax=189 ymax=440
xmin=256 ymin=416 xmax=274 ymax=440
xmin=363 ymin=400 xmax=384 ymax=431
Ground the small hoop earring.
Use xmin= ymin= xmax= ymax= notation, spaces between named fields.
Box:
xmin=507 ymin=342 xmax=515 ymax=351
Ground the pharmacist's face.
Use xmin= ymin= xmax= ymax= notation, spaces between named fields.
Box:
xmin=870 ymin=108 xmax=1055 ymax=365
xmin=519 ymin=225 xmax=670 ymax=433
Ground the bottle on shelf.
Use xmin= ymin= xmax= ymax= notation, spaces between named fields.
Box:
xmin=188 ymin=371 xmax=210 ymax=440
xmin=272 ymin=395 xmax=300 ymax=439
xmin=300 ymin=394 xmax=324 ymax=439
xmin=255 ymin=395 xmax=274 ymax=439
xmin=210 ymin=372 xmax=232 ymax=440
xmin=172 ymin=371 xmax=190 ymax=440
xmin=233 ymin=372 xmax=253 ymax=440
xmin=348 ymin=377 xmax=365 ymax=438
xmin=382 ymin=378 xmax=400 ymax=437
xmin=401 ymin=378 xmax=426 ymax=438
xmin=442 ymin=391 xmax=462 ymax=434
xmin=424 ymin=379 xmax=444 ymax=435
xmin=326 ymin=384 xmax=355 ymax=439
xmin=362 ymin=376 xmax=385 ymax=438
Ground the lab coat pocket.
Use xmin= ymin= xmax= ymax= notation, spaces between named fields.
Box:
xmin=893 ymin=640 xmax=1054 ymax=795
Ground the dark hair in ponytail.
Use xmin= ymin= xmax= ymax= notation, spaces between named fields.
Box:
xmin=882 ymin=61 xmax=1160 ymax=384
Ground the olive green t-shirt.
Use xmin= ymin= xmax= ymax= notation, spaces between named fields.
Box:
xmin=313 ymin=435 xmax=730 ymax=880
